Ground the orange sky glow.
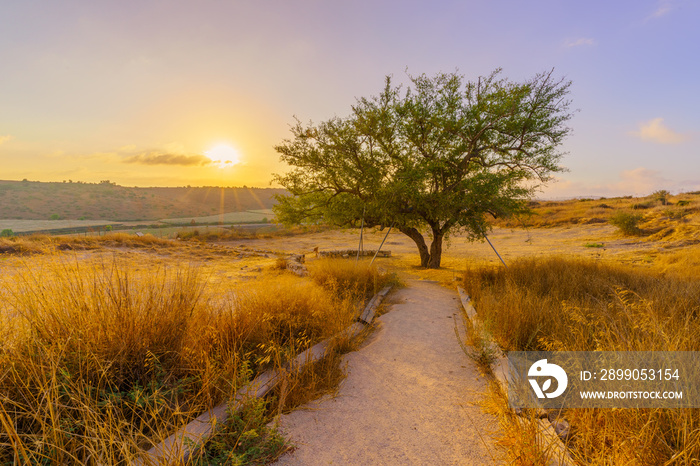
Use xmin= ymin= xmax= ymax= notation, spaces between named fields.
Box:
xmin=0 ymin=1 xmax=698 ymax=197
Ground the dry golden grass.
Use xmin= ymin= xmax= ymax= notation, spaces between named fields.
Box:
xmin=480 ymin=383 xmax=554 ymax=466
xmin=0 ymin=253 xmax=391 ymax=464
xmin=309 ymin=257 xmax=400 ymax=300
xmin=496 ymin=192 xmax=700 ymax=246
xmin=0 ymin=232 xmax=177 ymax=256
xmin=463 ymin=256 xmax=700 ymax=464
xmin=464 ymin=257 xmax=700 ymax=352
xmin=176 ymin=224 xmax=332 ymax=242
xmin=654 ymin=245 xmax=700 ymax=277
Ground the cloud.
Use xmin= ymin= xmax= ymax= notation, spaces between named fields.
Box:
xmin=124 ymin=152 xmax=213 ymax=166
xmin=649 ymin=0 xmax=673 ymax=19
xmin=631 ymin=118 xmax=689 ymax=144
xmin=616 ymin=167 xmax=671 ymax=193
xmin=541 ymin=167 xmax=674 ymax=198
xmin=0 ymin=135 xmax=12 ymax=145
xmin=564 ymin=38 xmax=595 ymax=48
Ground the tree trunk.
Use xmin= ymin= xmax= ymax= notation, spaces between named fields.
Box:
xmin=399 ymin=226 xmax=430 ymax=267
xmin=427 ymin=229 xmax=443 ymax=269
xmin=399 ymin=226 xmax=446 ymax=268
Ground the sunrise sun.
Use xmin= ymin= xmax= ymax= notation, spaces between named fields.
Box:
xmin=205 ymin=144 xmax=241 ymax=168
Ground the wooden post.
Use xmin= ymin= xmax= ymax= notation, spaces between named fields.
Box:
xmin=356 ymin=213 xmax=364 ymax=264
xmin=370 ymin=222 xmax=394 ymax=266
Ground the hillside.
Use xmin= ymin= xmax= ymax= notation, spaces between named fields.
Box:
xmin=0 ymin=180 xmax=286 ymax=221
xmin=494 ymin=190 xmax=700 ymax=246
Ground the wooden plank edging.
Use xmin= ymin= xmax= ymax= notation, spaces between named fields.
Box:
xmin=456 ymin=287 xmax=575 ymax=466
xmin=317 ymin=249 xmax=391 ymax=258
xmin=358 ymin=286 xmax=392 ymax=324
xmin=457 ymin=287 xmax=477 ymax=320
xmin=138 ymin=285 xmax=393 ymax=465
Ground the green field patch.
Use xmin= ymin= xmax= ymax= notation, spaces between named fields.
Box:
xmin=160 ymin=210 xmax=275 ymax=225
xmin=0 ymin=219 xmax=116 ymax=233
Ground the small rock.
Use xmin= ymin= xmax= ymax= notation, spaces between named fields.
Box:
xmin=553 ymin=420 xmax=570 ymax=440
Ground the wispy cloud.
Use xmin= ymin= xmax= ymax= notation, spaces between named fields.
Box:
xmin=124 ymin=152 xmax=212 ymax=166
xmin=649 ymin=0 xmax=673 ymax=19
xmin=564 ymin=38 xmax=595 ymax=48
xmin=631 ymin=118 xmax=689 ymax=144
xmin=0 ymin=135 xmax=12 ymax=145
xmin=542 ymin=168 xmax=675 ymax=198
xmin=616 ymin=167 xmax=672 ymax=193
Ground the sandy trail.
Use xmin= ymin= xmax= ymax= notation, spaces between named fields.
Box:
xmin=272 ymin=279 xmax=499 ymax=465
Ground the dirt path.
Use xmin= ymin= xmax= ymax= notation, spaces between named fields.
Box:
xmin=272 ymin=279 xmax=500 ymax=465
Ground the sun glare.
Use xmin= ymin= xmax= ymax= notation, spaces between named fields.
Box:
xmin=205 ymin=144 xmax=241 ymax=168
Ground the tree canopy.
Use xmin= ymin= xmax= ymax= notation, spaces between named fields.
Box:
xmin=273 ymin=69 xmax=573 ymax=268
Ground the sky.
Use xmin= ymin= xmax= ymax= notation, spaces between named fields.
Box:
xmin=0 ymin=0 xmax=698 ymax=198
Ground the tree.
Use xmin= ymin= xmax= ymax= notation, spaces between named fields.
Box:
xmin=273 ymin=69 xmax=573 ymax=268
xmin=652 ymin=189 xmax=670 ymax=206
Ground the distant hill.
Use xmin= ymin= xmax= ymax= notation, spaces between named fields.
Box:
xmin=0 ymin=180 xmax=287 ymax=221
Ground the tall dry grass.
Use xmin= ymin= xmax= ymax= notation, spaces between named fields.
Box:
xmin=654 ymin=246 xmax=700 ymax=278
xmin=310 ymin=258 xmax=398 ymax=300
xmin=0 ymin=255 xmax=387 ymax=464
xmin=463 ymin=257 xmax=700 ymax=464
xmin=176 ymin=224 xmax=332 ymax=242
xmin=0 ymin=232 xmax=176 ymax=256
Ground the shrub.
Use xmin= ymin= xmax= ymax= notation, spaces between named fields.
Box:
xmin=609 ymin=211 xmax=643 ymax=235
xmin=664 ymin=208 xmax=687 ymax=220
xmin=652 ymin=189 xmax=671 ymax=205
xmin=0 ymin=229 xmax=13 ymax=237
xmin=274 ymin=256 xmax=289 ymax=270
xmin=631 ymin=201 xmax=654 ymax=210
xmin=192 ymin=397 xmax=288 ymax=465
xmin=176 ymin=229 xmax=201 ymax=240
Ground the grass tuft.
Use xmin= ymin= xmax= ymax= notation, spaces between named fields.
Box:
xmin=609 ymin=211 xmax=643 ymax=236
xmin=309 ymin=258 xmax=399 ymax=300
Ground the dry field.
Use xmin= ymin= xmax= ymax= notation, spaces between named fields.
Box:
xmin=2 ymin=190 xmax=699 ymax=464
xmin=226 ymin=221 xmax=700 ymax=280
xmin=0 ymin=233 xmax=397 ymax=464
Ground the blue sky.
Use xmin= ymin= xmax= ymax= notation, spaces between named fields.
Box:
xmin=0 ymin=0 xmax=697 ymax=197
